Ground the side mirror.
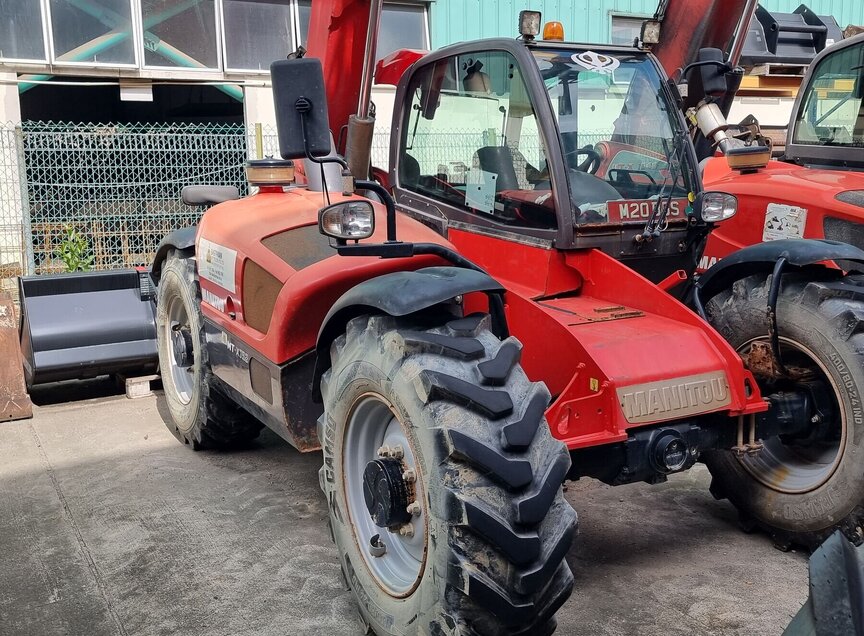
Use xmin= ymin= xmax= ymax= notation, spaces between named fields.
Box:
xmin=271 ymin=58 xmax=332 ymax=160
xmin=685 ymin=48 xmax=729 ymax=98
xmin=319 ymin=201 xmax=375 ymax=242
xmin=697 ymin=191 xmax=737 ymax=223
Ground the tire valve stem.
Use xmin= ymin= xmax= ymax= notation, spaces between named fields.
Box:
xmin=369 ymin=533 xmax=386 ymax=557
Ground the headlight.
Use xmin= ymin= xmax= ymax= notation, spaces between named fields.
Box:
xmin=319 ymin=200 xmax=375 ymax=240
xmin=700 ymin=192 xmax=737 ymax=222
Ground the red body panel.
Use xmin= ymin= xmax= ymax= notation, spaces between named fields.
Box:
xmin=375 ymin=49 xmax=427 ymax=87
xmin=448 ymin=228 xmax=766 ymax=450
xmin=702 ymin=157 xmax=864 ymax=269
xmin=196 ymin=188 xmax=448 ymax=364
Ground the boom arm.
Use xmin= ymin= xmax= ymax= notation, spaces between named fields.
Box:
xmin=305 ymin=0 xmax=376 ymax=141
xmin=650 ymin=0 xmax=755 ymax=78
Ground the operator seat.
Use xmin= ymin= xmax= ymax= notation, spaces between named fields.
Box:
xmin=476 ymin=146 xmax=519 ymax=192
xmin=401 ymin=153 xmax=421 ymax=187
xmin=463 ymin=64 xmax=492 ymax=94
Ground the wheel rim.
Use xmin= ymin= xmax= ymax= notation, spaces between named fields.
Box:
xmin=738 ymin=336 xmax=847 ymax=494
xmin=343 ymin=394 xmax=427 ymax=597
xmin=164 ymin=293 xmax=196 ymax=406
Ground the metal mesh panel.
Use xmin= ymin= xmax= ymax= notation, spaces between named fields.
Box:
xmin=0 ymin=125 xmax=25 ymax=297
xmin=21 ymin=121 xmax=250 ymax=276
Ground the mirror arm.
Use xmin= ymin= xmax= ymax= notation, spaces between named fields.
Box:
xmin=356 ymin=179 xmax=397 ymax=242
xmin=296 ymin=97 xmax=349 ymax=170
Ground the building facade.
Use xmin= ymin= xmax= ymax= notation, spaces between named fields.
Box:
xmin=1 ymin=1 xmax=862 ymax=127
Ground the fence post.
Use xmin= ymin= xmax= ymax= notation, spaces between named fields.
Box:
xmin=14 ymin=125 xmax=34 ymax=276
xmin=255 ymin=122 xmax=263 ymax=160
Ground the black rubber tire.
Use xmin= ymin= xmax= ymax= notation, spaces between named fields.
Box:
xmin=318 ymin=312 xmax=577 ymax=635
xmin=156 ymin=252 xmax=262 ymax=450
xmin=705 ymin=272 xmax=864 ymax=549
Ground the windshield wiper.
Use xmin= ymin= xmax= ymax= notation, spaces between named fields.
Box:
xmin=636 ymin=135 xmax=681 ymax=243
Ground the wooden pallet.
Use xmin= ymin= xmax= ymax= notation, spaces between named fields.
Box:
xmin=0 ymin=292 xmax=32 ymax=422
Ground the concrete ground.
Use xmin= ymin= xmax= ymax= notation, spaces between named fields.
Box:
xmin=1 ymin=387 xmax=808 ymax=636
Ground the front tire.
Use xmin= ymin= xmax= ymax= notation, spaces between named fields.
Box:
xmin=705 ymin=272 xmax=864 ymax=548
xmin=319 ymin=312 xmax=577 ymax=635
xmin=156 ymin=252 xmax=262 ymax=450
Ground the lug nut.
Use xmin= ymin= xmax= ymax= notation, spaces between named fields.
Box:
xmin=391 ymin=444 xmax=404 ymax=459
xmin=398 ymin=523 xmax=414 ymax=538
xmin=402 ymin=469 xmax=416 ymax=483
xmin=406 ymin=501 xmax=421 ymax=517
xmin=376 ymin=445 xmax=392 ymax=458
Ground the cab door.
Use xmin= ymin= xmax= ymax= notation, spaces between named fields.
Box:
xmin=390 ymin=43 xmax=568 ymax=271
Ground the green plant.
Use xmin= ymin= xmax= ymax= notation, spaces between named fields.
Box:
xmin=55 ymin=225 xmax=94 ymax=272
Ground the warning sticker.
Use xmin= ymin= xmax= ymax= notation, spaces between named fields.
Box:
xmin=763 ymin=203 xmax=807 ymax=242
xmin=198 ymin=238 xmax=237 ymax=292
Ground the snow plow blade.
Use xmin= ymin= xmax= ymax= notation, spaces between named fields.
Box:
xmin=18 ymin=270 xmax=158 ymax=388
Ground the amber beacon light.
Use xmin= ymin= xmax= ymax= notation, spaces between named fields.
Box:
xmin=543 ymin=21 xmax=565 ymax=41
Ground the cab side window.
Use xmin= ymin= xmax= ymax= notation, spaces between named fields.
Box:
xmin=399 ymin=51 xmax=556 ymax=229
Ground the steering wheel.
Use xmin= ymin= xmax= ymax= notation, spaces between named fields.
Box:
xmin=565 ymin=145 xmax=602 ymax=174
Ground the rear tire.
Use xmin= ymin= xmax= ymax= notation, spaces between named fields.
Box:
xmin=705 ymin=272 xmax=864 ymax=549
xmin=319 ymin=312 xmax=577 ymax=635
xmin=156 ymin=251 xmax=262 ymax=450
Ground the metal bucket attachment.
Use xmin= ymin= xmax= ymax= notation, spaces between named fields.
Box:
xmin=19 ymin=270 xmax=157 ymax=388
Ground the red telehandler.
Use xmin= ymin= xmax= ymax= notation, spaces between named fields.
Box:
xmin=145 ymin=2 xmax=864 ymax=634
xmin=698 ymin=30 xmax=864 ymax=269
xmin=645 ymin=1 xmax=864 ymax=271
xmin=147 ymin=1 xmax=864 ymax=634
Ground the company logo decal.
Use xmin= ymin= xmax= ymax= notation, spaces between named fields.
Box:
xmin=201 ymin=288 xmax=226 ymax=312
xmin=572 ymin=51 xmax=620 ymax=74
xmin=617 ymin=371 xmax=731 ymax=424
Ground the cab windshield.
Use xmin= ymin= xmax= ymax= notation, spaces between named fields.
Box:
xmin=533 ymin=48 xmax=693 ymax=225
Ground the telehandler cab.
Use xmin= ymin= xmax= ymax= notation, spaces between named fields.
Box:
xmin=150 ymin=6 xmax=864 ymax=635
